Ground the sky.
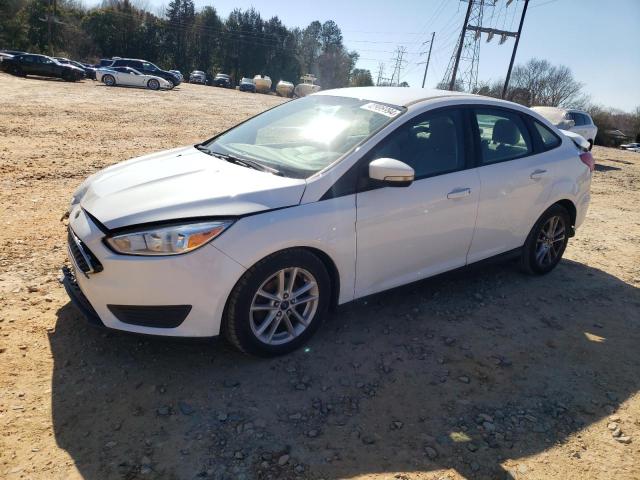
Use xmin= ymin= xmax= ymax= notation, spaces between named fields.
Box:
xmin=87 ymin=0 xmax=640 ymax=111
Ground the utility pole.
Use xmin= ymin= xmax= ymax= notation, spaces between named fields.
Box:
xmin=449 ymin=0 xmax=474 ymax=90
xmin=420 ymin=32 xmax=435 ymax=88
xmin=47 ymin=0 xmax=53 ymax=55
xmin=502 ymin=0 xmax=529 ymax=98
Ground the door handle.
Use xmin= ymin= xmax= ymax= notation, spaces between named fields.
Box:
xmin=447 ymin=188 xmax=471 ymax=199
xmin=530 ymin=169 xmax=547 ymax=180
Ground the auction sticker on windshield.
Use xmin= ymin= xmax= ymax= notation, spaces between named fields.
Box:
xmin=360 ymin=102 xmax=402 ymax=118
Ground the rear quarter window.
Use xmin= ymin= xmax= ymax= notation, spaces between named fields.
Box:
xmin=533 ymin=120 xmax=562 ymax=150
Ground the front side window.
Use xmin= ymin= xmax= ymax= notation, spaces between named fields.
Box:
xmin=475 ymin=109 xmax=532 ymax=164
xmin=369 ymin=108 xmax=465 ymax=179
xmin=203 ymin=95 xmax=404 ymax=178
xmin=142 ymin=62 xmax=158 ymax=71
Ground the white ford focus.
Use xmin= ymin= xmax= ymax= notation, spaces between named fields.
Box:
xmin=63 ymin=88 xmax=593 ymax=356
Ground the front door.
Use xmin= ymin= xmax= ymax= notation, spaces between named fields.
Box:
xmin=355 ymin=107 xmax=480 ymax=298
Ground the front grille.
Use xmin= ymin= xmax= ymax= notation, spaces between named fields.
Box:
xmin=67 ymin=228 xmax=103 ymax=274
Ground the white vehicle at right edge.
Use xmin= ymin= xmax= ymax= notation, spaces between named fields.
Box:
xmin=531 ymin=106 xmax=598 ymax=150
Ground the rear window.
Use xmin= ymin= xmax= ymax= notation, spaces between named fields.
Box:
xmin=533 ymin=121 xmax=561 ymax=150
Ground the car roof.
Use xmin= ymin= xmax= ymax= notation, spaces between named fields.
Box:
xmin=314 ymin=87 xmax=480 ymax=107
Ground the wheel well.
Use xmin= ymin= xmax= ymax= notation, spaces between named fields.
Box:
xmin=221 ymin=246 xmax=342 ymax=333
xmin=554 ymin=199 xmax=577 ymax=227
xmin=298 ymin=247 xmax=341 ymax=310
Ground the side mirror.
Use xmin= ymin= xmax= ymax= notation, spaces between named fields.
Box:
xmin=369 ymin=158 xmax=415 ymax=187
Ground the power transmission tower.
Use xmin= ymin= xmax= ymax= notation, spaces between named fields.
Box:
xmin=418 ymin=32 xmax=435 ymax=88
xmin=390 ymin=46 xmax=408 ymax=86
xmin=443 ymin=0 xmax=527 ymax=93
xmin=443 ymin=0 xmax=492 ymax=92
xmin=376 ymin=62 xmax=385 ymax=86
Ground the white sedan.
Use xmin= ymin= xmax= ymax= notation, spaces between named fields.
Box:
xmin=96 ymin=66 xmax=172 ymax=90
xmin=63 ymin=87 xmax=593 ymax=356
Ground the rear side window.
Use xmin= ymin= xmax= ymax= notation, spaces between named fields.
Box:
xmin=569 ymin=112 xmax=585 ymax=126
xmin=474 ymin=109 xmax=532 ymax=164
xmin=533 ymin=120 xmax=561 ymax=150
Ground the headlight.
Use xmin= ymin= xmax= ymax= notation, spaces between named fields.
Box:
xmin=105 ymin=220 xmax=233 ymax=256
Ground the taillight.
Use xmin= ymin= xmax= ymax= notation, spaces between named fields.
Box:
xmin=580 ymin=151 xmax=595 ymax=172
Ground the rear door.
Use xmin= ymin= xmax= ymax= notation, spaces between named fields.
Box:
xmin=467 ymin=107 xmax=553 ymax=263
xmin=355 ymin=107 xmax=480 ymax=297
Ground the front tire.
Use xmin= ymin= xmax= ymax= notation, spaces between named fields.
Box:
xmin=223 ymin=249 xmax=330 ymax=356
xmin=520 ymin=204 xmax=570 ymax=275
xmin=147 ymin=78 xmax=160 ymax=90
xmin=102 ymin=74 xmax=115 ymax=86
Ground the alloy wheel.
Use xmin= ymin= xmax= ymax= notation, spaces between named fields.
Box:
xmin=250 ymin=267 xmax=319 ymax=346
xmin=535 ymin=215 xmax=565 ymax=267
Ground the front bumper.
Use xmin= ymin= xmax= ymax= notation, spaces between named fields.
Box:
xmin=61 ymin=265 xmax=105 ymax=328
xmin=64 ymin=206 xmax=246 ymax=337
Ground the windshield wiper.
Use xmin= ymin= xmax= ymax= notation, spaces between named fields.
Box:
xmin=195 ymin=144 xmax=282 ymax=176
xmin=215 ymin=152 xmax=282 ymax=176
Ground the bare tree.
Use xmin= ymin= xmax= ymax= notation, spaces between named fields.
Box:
xmin=506 ymin=58 xmax=585 ymax=107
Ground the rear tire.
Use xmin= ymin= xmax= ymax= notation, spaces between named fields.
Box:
xmin=519 ymin=204 xmax=570 ymax=275
xmin=103 ymin=74 xmax=115 ymax=86
xmin=223 ymin=249 xmax=330 ymax=356
xmin=11 ymin=66 xmax=25 ymax=77
xmin=147 ymin=78 xmax=160 ymax=90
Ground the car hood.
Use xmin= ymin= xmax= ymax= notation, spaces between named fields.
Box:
xmin=77 ymin=146 xmax=306 ymax=230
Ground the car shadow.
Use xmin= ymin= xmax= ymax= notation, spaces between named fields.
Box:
xmin=49 ymin=259 xmax=640 ymax=479
xmin=594 ymin=164 xmax=622 ymax=172
xmin=16 ymin=75 xmax=85 ymax=83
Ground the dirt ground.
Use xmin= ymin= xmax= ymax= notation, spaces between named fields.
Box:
xmin=1 ymin=73 xmax=639 ymax=480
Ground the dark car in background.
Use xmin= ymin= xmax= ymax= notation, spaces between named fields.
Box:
xmin=212 ymin=73 xmax=232 ymax=88
xmin=55 ymin=57 xmax=97 ymax=80
xmin=239 ymin=77 xmax=256 ymax=92
xmin=109 ymin=58 xmax=181 ymax=87
xmin=1 ymin=49 xmax=26 ymax=61
xmin=0 ymin=53 xmax=84 ymax=81
xmin=98 ymin=58 xmax=114 ymax=68
xmin=189 ymin=70 xmax=206 ymax=84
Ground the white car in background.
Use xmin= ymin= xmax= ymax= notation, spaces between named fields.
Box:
xmin=63 ymin=88 xmax=593 ymax=356
xmin=620 ymin=142 xmax=640 ymax=151
xmin=97 ymin=66 xmax=172 ymax=90
xmin=531 ymin=106 xmax=597 ymax=150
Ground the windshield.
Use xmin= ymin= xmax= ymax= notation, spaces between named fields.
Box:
xmin=203 ymin=95 xmax=405 ymax=178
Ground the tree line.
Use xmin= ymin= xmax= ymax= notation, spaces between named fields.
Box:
xmin=0 ymin=0 xmax=373 ymax=88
